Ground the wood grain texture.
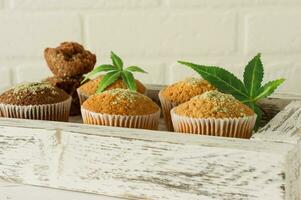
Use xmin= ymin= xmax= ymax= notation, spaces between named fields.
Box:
xmin=0 ymin=118 xmax=298 ymax=200
xmin=253 ymin=101 xmax=301 ymax=144
xmin=253 ymin=100 xmax=301 ymax=199
xmin=0 ymin=181 xmax=122 ymax=200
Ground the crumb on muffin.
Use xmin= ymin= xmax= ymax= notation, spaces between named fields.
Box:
xmin=82 ymin=89 xmax=159 ymax=115
xmin=44 ymin=42 xmax=96 ymax=77
xmin=78 ymin=76 xmax=146 ymax=96
xmin=0 ymin=82 xmax=70 ymax=106
xmin=161 ymin=77 xmax=215 ymax=104
xmin=174 ymin=90 xmax=255 ymax=118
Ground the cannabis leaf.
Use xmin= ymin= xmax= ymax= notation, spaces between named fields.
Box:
xmin=178 ymin=62 xmax=249 ymax=101
xmin=178 ymin=53 xmax=285 ymax=131
xmin=111 ymin=51 xmax=123 ymax=70
xmin=243 ymin=53 xmax=263 ymax=97
xmin=82 ymin=51 xmax=147 ymax=93
xmin=96 ymin=71 xmax=121 ymax=93
xmin=122 ymin=70 xmax=137 ymax=91
xmin=81 ymin=64 xmax=115 ymax=83
xmin=252 ymin=79 xmax=285 ymax=102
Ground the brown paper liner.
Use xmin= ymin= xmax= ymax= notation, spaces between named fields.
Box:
xmin=81 ymin=108 xmax=161 ymax=130
xmin=0 ymin=97 xmax=72 ymax=122
xmin=158 ymin=89 xmax=179 ymax=131
xmin=171 ymin=109 xmax=257 ymax=139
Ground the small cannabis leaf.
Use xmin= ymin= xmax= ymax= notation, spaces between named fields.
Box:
xmin=178 ymin=53 xmax=285 ymax=130
xmin=82 ymin=51 xmax=147 ymax=93
xmin=243 ymin=53 xmax=264 ymax=97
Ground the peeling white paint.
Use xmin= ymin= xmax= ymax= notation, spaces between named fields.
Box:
xmin=0 ymin=94 xmax=300 ymax=199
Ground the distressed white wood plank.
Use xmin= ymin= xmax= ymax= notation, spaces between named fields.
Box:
xmin=0 ymin=118 xmax=293 ymax=153
xmin=0 ymin=181 xmax=123 ymax=200
xmin=253 ymin=101 xmax=301 ymax=144
xmin=0 ymin=118 xmax=299 ymax=200
xmin=252 ymin=100 xmax=301 ymax=200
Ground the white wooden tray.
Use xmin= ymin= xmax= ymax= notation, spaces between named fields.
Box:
xmin=0 ymin=85 xmax=300 ymax=200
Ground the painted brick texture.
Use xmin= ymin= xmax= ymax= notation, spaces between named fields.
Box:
xmin=0 ymin=0 xmax=300 ymax=94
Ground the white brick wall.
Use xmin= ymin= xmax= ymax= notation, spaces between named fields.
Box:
xmin=0 ymin=0 xmax=301 ymax=94
xmin=0 ymin=13 xmax=82 ymax=59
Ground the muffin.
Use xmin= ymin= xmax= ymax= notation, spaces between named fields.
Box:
xmin=171 ymin=90 xmax=257 ymax=139
xmin=43 ymin=76 xmax=82 ymax=116
xmin=159 ymin=77 xmax=215 ymax=131
xmin=44 ymin=42 xmax=96 ymax=77
xmin=77 ymin=76 xmax=146 ymax=105
xmin=81 ymin=89 xmax=160 ymax=130
xmin=0 ymin=82 xmax=71 ymax=121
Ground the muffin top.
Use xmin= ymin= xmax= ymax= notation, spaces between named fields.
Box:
xmin=161 ymin=77 xmax=215 ymax=104
xmin=0 ymin=82 xmax=70 ymax=106
xmin=173 ymin=90 xmax=254 ymax=119
xmin=78 ymin=76 xmax=146 ymax=96
xmin=82 ymin=89 xmax=159 ymax=115
xmin=44 ymin=42 xmax=96 ymax=77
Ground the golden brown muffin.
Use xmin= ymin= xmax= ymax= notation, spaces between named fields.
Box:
xmin=78 ymin=76 xmax=146 ymax=97
xmin=161 ymin=77 xmax=215 ymax=105
xmin=43 ymin=76 xmax=82 ymax=116
xmin=82 ymin=89 xmax=158 ymax=115
xmin=171 ymin=90 xmax=256 ymax=138
xmin=81 ymin=89 xmax=160 ymax=130
xmin=0 ymin=82 xmax=70 ymax=105
xmin=174 ymin=90 xmax=254 ymax=118
xmin=0 ymin=82 xmax=71 ymax=121
xmin=44 ymin=42 xmax=96 ymax=77
xmin=159 ymin=77 xmax=215 ymax=131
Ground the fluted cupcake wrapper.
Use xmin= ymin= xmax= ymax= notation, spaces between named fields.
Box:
xmin=81 ymin=108 xmax=161 ymax=130
xmin=158 ymin=89 xmax=179 ymax=132
xmin=171 ymin=109 xmax=257 ymax=139
xmin=77 ymin=89 xmax=89 ymax=105
xmin=0 ymin=97 xmax=72 ymax=122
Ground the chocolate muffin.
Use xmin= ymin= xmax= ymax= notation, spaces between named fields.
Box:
xmin=0 ymin=82 xmax=71 ymax=121
xmin=43 ymin=76 xmax=82 ymax=116
xmin=77 ymin=75 xmax=146 ymax=104
xmin=81 ymin=89 xmax=160 ymax=130
xmin=44 ymin=42 xmax=96 ymax=77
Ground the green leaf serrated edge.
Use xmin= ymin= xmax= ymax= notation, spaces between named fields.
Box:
xmin=96 ymin=71 xmax=121 ymax=93
xmin=252 ymin=79 xmax=285 ymax=102
xmin=121 ymin=71 xmax=137 ymax=91
xmin=126 ymin=66 xmax=148 ymax=73
xmin=81 ymin=64 xmax=116 ymax=84
xmin=178 ymin=61 xmax=249 ymax=101
xmin=111 ymin=51 xmax=123 ymax=70
xmin=243 ymin=53 xmax=264 ymax=97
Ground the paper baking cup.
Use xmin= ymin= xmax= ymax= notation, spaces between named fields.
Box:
xmin=77 ymin=88 xmax=148 ymax=105
xmin=77 ymin=89 xmax=89 ymax=105
xmin=158 ymin=89 xmax=179 ymax=131
xmin=0 ymin=97 xmax=72 ymax=122
xmin=171 ymin=109 xmax=257 ymax=139
xmin=81 ymin=108 xmax=161 ymax=130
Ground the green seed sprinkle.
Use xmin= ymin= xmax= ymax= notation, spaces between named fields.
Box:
xmin=103 ymin=88 xmax=148 ymax=104
xmin=184 ymin=77 xmax=203 ymax=85
xmin=13 ymin=82 xmax=58 ymax=95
